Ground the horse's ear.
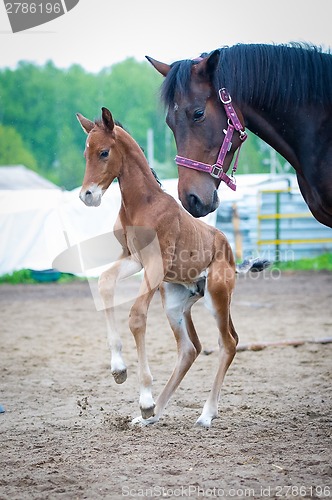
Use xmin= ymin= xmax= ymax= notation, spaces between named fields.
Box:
xmin=145 ymin=56 xmax=171 ymax=77
xmin=206 ymin=49 xmax=221 ymax=75
xmin=76 ymin=113 xmax=94 ymax=134
xmin=198 ymin=49 xmax=220 ymax=79
xmin=101 ymin=107 xmax=115 ymax=132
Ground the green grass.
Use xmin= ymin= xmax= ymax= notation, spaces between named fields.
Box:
xmin=274 ymin=253 xmax=332 ymax=271
xmin=1 ymin=254 xmax=332 ymax=283
xmin=0 ymin=269 xmax=35 ymax=284
xmin=0 ymin=269 xmax=83 ymax=284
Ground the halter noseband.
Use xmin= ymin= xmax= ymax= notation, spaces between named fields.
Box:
xmin=175 ymin=88 xmax=247 ymax=191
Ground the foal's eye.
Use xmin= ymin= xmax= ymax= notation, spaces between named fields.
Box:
xmin=193 ymin=109 xmax=205 ymax=122
xmin=100 ymin=150 xmax=109 ymax=159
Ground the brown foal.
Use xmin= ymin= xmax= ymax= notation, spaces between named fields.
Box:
xmin=77 ymin=107 xmax=257 ymax=428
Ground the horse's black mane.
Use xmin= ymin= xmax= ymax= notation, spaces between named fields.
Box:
xmin=161 ymin=43 xmax=332 ymax=111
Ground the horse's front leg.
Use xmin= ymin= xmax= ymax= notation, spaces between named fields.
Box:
xmin=196 ymin=262 xmax=238 ymax=428
xmin=99 ymin=257 xmax=142 ymax=384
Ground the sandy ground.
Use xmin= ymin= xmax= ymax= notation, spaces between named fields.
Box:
xmin=0 ymin=270 xmax=331 ymax=500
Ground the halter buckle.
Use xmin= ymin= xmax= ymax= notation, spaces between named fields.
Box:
xmin=219 ymin=88 xmax=232 ymax=105
xmin=239 ymin=130 xmax=247 ymax=141
xmin=211 ymin=164 xmax=223 ymax=178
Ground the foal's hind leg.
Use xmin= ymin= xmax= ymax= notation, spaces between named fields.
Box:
xmin=99 ymin=257 xmax=142 ymax=384
xmin=196 ymin=263 xmax=237 ymax=428
xmin=156 ymin=282 xmax=203 ymax=418
xmin=133 ymin=281 xmax=203 ymax=425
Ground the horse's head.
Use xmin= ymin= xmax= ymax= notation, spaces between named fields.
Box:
xmin=147 ymin=51 xmax=246 ymax=217
xmin=77 ymin=107 xmax=120 ymax=207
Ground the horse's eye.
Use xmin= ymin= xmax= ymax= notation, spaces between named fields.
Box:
xmin=100 ymin=150 xmax=109 ymax=158
xmin=193 ymin=109 xmax=205 ymax=122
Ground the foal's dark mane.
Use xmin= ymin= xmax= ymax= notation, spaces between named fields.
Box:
xmin=161 ymin=43 xmax=332 ymax=111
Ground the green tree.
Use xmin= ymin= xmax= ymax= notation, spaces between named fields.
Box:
xmin=0 ymin=57 xmax=286 ymax=189
xmin=99 ymin=59 xmax=165 ymax=156
xmin=0 ymin=124 xmax=37 ymax=169
xmin=55 ymin=123 xmax=84 ymax=189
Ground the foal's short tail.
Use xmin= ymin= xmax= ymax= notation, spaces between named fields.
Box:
xmin=236 ymin=257 xmax=271 ymax=274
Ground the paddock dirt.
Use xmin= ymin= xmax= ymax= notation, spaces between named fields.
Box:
xmin=0 ymin=271 xmax=331 ymax=499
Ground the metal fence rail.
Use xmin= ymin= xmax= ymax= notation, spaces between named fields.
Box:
xmin=257 ymin=189 xmax=332 ymax=261
xmin=216 ymin=178 xmax=332 ymax=261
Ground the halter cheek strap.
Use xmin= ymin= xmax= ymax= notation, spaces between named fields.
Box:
xmin=175 ymin=88 xmax=247 ymax=191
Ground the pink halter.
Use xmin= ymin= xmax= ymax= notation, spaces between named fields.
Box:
xmin=175 ymin=88 xmax=247 ymax=191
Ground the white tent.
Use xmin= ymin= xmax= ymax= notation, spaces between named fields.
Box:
xmin=0 ymin=165 xmax=58 ymax=190
xmin=0 ymin=166 xmax=122 ymax=275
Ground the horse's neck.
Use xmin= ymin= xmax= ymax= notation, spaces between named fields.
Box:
xmin=244 ymin=102 xmax=332 ymax=175
xmin=243 ymin=104 xmax=304 ymax=171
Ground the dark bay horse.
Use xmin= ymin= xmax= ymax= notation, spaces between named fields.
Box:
xmin=77 ymin=107 xmax=266 ymax=427
xmin=147 ymin=43 xmax=332 ymax=228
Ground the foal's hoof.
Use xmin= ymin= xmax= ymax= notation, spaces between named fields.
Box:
xmin=195 ymin=419 xmax=211 ymax=429
xmin=112 ymin=368 xmax=127 ymax=384
xmin=131 ymin=415 xmax=159 ymax=427
xmin=195 ymin=414 xmax=217 ymax=429
xmin=140 ymin=404 xmax=155 ymax=420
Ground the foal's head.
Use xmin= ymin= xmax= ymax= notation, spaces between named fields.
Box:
xmin=77 ymin=107 xmax=120 ymax=207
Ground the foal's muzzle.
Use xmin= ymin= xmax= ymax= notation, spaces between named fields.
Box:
xmin=79 ymin=188 xmax=102 ymax=207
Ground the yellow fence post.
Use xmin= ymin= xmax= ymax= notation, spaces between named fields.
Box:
xmin=257 ymin=188 xmax=332 ymax=260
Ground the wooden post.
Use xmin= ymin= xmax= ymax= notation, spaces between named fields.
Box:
xmin=232 ymin=202 xmax=243 ymax=261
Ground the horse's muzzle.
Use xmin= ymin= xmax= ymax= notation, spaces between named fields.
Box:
xmin=185 ymin=191 xmax=219 ymax=218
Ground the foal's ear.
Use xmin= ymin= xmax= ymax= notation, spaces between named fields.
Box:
xmin=101 ymin=107 xmax=115 ymax=132
xmin=76 ymin=113 xmax=94 ymax=134
xmin=145 ymin=56 xmax=171 ymax=77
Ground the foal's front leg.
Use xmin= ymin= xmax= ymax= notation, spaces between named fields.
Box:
xmin=99 ymin=257 xmax=142 ymax=384
xmin=129 ymin=274 xmax=160 ymax=420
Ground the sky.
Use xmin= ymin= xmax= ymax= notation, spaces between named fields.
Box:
xmin=0 ymin=0 xmax=331 ymax=72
